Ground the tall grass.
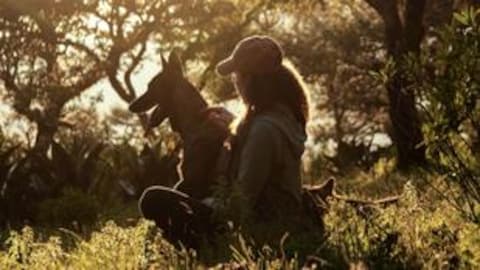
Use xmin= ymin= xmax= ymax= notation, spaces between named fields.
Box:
xmin=1 ymin=178 xmax=479 ymax=269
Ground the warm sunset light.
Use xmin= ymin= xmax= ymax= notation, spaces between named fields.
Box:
xmin=0 ymin=0 xmax=479 ymax=268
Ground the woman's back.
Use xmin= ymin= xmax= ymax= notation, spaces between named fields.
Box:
xmin=227 ymin=103 xmax=306 ymax=224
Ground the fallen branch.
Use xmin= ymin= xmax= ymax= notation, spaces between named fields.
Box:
xmin=305 ymin=177 xmax=401 ymax=208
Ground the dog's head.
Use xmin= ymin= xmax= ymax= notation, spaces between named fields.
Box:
xmin=129 ymin=51 xmax=184 ymax=128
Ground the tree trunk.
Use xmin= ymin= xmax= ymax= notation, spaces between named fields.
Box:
xmin=32 ymin=122 xmax=58 ymax=159
xmin=392 ymin=0 xmax=427 ymax=169
xmin=365 ymin=0 xmax=428 ymax=169
xmin=387 ymin=69 xmax=427 ymax=169
xmin=31 ymin=105 xmax=62 ymax=160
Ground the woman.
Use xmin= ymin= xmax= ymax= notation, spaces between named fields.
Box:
xmin=214 ymin=36 xmax=310 ymax=229
xmin=139 ymin=35 xmax=317 ymax=248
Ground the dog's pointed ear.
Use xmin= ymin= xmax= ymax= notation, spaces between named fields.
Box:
xmin=308 ymin=177 xmax=336 ymax=203
xmin=160 ymin=54 xmax=167 ymax=69
xmin=168 ymin=50 xmax=183 ymax=76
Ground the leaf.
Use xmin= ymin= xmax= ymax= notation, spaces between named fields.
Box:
xmin=453 ymin=12 xmax=469 ymax=26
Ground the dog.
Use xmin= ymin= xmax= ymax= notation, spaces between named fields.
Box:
xmin=129 ymin=52 xmax=231 ymax=199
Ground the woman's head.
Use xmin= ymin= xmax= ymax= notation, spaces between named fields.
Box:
xmin=217 ymin=36 xmax=309 ymax=128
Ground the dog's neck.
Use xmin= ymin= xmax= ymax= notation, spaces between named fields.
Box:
xmin=168 ymin=80 xmax=208 ymax=139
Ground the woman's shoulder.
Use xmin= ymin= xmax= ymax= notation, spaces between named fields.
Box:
xmin=247 ymin=116 xmax=279 ymax=141
xmin=254 ymin=105 xmax=305 ymax=136
xmin=252 ymin=105 xmax=307 ymax=156
xmin=248 ymin=111 xmax=289 ymax=142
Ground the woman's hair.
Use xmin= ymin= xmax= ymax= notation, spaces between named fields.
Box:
xmin=239 ymin=62 xmax=310 ymax=130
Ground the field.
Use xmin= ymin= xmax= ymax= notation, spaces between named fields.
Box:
xmin=1 ymin=170 xmax=479 ymax=269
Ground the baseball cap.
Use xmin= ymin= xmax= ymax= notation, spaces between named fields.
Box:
xmin=216 ymin=35 xmax=283 ymax=76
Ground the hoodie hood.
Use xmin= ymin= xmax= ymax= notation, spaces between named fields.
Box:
xmin=258 ymin=104 xmax=307 ymax=157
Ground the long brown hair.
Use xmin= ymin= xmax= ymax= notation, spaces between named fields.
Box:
xmin=239 ymin=63 xmax=310 ymax=131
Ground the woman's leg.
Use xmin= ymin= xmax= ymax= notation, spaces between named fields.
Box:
xmin=138 ymin=185 xmax=214 ymax=248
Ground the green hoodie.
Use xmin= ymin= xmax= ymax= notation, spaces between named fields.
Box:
xmin=227 ymin=104 xmax=307 ymax=226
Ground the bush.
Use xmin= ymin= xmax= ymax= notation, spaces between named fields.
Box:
xmin=36 ymin=188 xmax=100 ymax=228
xmin=324 ymin=181 xmax=480 ymax=269
xmin=405 ymin=8 xmax=480 ymax=220
xmin=0 ymin=221 xmax=215 ymax=269
xmin=0 ymin=178 xmax=479 ymax=269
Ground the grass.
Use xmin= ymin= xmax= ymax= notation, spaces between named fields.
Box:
xmin=1 ymin=171 xmax=480 ymax=269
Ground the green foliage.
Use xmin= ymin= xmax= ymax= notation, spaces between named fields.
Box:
xmin=325 ymin=181 xmax=480 ymax=269
xmin=0 ymin=221 xmax=194 ymax=269
xmin=408 ymin=8 xmax=480 ymax=220
xmin=0 ymin=131 xmax=179 ymax=226
xmin=1 ymin=179 xmax=479 ymax=269
xmin=36 ymin=188 xmax=100 ymax=228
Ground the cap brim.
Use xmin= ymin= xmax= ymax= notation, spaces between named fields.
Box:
xmin=216 ymin=57 xmax=236 ymax=76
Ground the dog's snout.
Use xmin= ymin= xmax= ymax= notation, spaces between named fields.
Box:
xmin=129 ymin=94 xmax=156 ymax=113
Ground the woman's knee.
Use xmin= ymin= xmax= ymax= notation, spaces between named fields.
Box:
xmin=138 ymin=186 xmax=188 ymax=219
xmin=139 ymin=186 xmax=167 ymax=219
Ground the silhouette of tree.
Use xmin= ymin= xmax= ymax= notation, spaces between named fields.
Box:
xmin=266 ymin=1 xmax=389 ymax=172
xmin=354 ymin=0 xmax=428 ymax=170
xmin=0 ymin=0 xmax=104 ymax=157
xmin=360 ymin=0 xmax=478 ymax=169
xmin=0 ymin=0 xmax=267 ymax=158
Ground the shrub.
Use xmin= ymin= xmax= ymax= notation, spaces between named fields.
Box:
xmin=406 ymin=8 xmax=480 ymax=220
xmin=0 ymin=221 xmax=199 ymax=269
xmin=324 ymin=181 xmax=480 ymax=269
xmin=36 ymin=188 xmax=100 ymax=228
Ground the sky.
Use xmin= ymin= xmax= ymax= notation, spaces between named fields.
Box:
xmin=86 ymin=58 xmax=159 ymax=114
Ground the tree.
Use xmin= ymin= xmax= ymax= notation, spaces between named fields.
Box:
xmin=362 ymin=0 xmax=480 ymax=169
xmin=0 ymin=0 xmax=104 ymax=157
xmin=410 ymin=8 xmax=480 ymax=220
xmin=359 ymin=0 xmax=429 ymax=170
xmin=0 ymin=0 xmax=266 ymax=158
xmin=266 ymin=1 xmax=389 ymax=173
